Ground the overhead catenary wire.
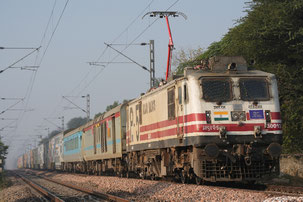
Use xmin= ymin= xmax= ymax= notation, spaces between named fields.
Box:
xmin=9 ymin=0 xmax=180 ymax=153
xmin=0 ymin=120 xmax=18 ymax=131
xmin=76 ymin=18 xmax=159 ymax=95
xmin=95 ymin=0 xmax=155 ymax=62
xmin=0 ymin=99 xmax=24 ymax=116
xmin=22 ymin=0 xmax=70 ymax=117
xmin=77 ymin=0 xmax=181 ymax=95
xmin=0 ymin=47 xmax=41 ymax=74
xmin=14 ymin=0 xmax=70 ymax=125
xmin=43 ymin=0 xmax=158 ymax=123
xmin=22 ymin=0 xmax=70 ymax=110
xmin=66 ymin=0 xmax=155 ymax=97
xmin=104 ymin=42 xmax=149 ymax=72
xmin=5 ymin=0 xmax=70 ymax=149
xmin=0 ymin=47 xmax=39 ymax=50
xmin=66 ymin=0 xmax=156 ymax=97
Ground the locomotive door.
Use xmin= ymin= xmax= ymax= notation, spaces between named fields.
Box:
xmin=128 ymin=107 xmax=132 ymax=147
xmin=112 ymin=116 xmax=116 ymax=154
xmin=176 ymin=86 xmax=184 ymax=139
xmin=129 ymin=101 xmax=142 ymax=145
xmin=93 ymin=126 xmax=97 ymax=154
xmin=135 ymin=102 xmax=142 ymax=143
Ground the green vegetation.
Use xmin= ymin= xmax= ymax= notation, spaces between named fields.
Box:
xmin=0 ymin=139 xmax=8 ymax=168
xmin=0 ymin=139 xmax=8 ymax=189
xmin=67 ymin=117 xmax=88 ymax=130
xmin=0 ymin=171 xmax=11 ymax=191
xmin=94 ymin=99 xmax=129 ymax=119
xmin=176 ymin=0 xmax=303 ymax=153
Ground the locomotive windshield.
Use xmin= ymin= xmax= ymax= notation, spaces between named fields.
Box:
xmin=239 ymin=78 xmax=269 ymax=101
xmin=201 ymin=78 xmax=232 ymax=102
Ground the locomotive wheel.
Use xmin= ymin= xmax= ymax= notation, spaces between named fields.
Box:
xmin=119 ymin=172 xmax=123 ymax=178
xmin=151 ymin=174 xmax=156 ymax=181
xmin=195 ymin=176 xmax=203 ymax=185
xmin=140 ymin=173 xmax=146 ymax=180
xmin=247 ymin=180 xmax=256 ymax=185
xmin=181 ymin=173 xmax=188 ymax=184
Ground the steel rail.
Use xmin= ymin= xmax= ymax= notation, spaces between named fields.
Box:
xmin=22 ymin=169 xmax=303 ymax=199
xmin=30 ymin=172 xmax=129 ymax=202
xmin=15 ymin=173 xmax=64 ymax=202
xmin=265 ymin=184 xmax=303 ymax=197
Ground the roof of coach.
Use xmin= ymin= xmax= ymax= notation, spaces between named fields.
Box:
xmin=185 ymin=68 xmax=274 ymax=79
xmin=49 ymin=131 xmax=63 ymax=141
xmin=103 ymin=104 xmax=123 ymax=118
xmin=92 ymin=104 xmax=124 ymax=123
xmin=127 ymin=77 xmax=181 ymax=105
xmin=184 ymin=56 xmax=274 ymax=79
xmin=127 ymin=56 xmax=275 ymax=105
xmin=64 ymin=123 xmax=87 ymax=138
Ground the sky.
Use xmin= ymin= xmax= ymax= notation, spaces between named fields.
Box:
xmin=0 ymin=0 xmax=247 ymax=169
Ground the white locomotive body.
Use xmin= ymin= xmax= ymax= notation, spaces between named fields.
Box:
xmin=126 ymin=56 xmax=282 ymax=182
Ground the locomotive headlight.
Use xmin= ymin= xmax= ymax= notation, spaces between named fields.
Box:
xmin=219 ymin=126 xmax=226 ymax=138
xmin=231 ymin=111 xmax=246 ymax=121
xmin=267 ymin=143 xmax=282 ymax=158
xmin=254 ymin=125 xmax=262 ymax=138
xmin=231 ymin=112 xmax=239 ymax=121
xmin=204 ymin=143 xmax=219 ymax=158
xmin=239 ymin=112 xmax=246 ymax=121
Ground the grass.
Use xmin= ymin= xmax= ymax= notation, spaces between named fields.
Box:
xmin=0 ymin=171 xmax=11 ymax=191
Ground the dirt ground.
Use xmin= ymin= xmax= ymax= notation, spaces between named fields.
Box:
xmin=280 ymin=154 xmax=303 ymax=178
xmin=270 ymin=154 xmax=303 ymax=187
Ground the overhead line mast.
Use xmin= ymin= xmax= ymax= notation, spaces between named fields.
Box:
xmin=143 ymin=11 xmax=186 ymax=81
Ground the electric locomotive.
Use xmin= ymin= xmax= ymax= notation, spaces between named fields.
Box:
xmin=126 ymin=56 xmax=282 ymax=183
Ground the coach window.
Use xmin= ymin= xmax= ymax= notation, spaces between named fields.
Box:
xmin=168 ymin=88 xmax=175 ymax=120
xmin=184 ymin=84 xmax=188 ymax=102
xmin=178 ymin=87 xmax=182 ymax=104
xmin=136 ymin=102 xmax=142 ymax=125
xmin=201 ymin=78 xmax=232 ymax=102
xmin=239 ymin=78 xmax=269 ymax=101
xmin=105 ymin=122 xmax=108 ymax=152
xmin=101 ymin=123 xmax=105 ymax=153
xmin=98 ymin=125 xmax=101 ymax=143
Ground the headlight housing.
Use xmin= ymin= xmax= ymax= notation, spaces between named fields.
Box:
xmin=231 ymin=111 xmax=246 ymax=121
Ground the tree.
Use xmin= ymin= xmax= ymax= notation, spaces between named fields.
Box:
xmin=198 ymin=0 xmax=303 ymax=67
xmin=172 ymin=47 xmax=203 ymax=75
xmin=67 ymin=117 xmax=87 ymax=130
xmin=0 ymin=139 xmax=9 ymax=168
xmin=177 ymin=0 xmax=303 ymax=153
xmin=106 ymin=101 xmax=119 ymax=112
xmin=48 ymin=130 xmax=61 ymax=139
xmin=94 ymin=101 xmax=123 ymax=119
xmin=39 ymin=137 xmax=49 ymax=145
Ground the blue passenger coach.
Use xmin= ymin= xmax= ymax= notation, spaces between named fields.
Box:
xmin=62 ymin=125 xmax=86 ymax=172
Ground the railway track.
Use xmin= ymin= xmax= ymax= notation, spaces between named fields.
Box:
xmin=199 ymin=181 xmax=303 ymax=197
xmin=18 ymin=169 xmax=303 ymax=200
xmin=16 ymin=170 xmax=129 ymax=202
xmin=265 ymin=184 xmax=303 ymax=197
xmin=194 ymin=180 xmax=303 ymax=197
xmin=15 ymin=172 xmax=64 ymax=202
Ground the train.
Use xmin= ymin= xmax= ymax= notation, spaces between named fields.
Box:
xmin=17 ymin=56 xmax=283 ymax=184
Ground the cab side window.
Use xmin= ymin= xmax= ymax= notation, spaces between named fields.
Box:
xmin=167 ymin=88 xmax=175 ymax=120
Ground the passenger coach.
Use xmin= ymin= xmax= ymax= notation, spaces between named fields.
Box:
xmin=18 ymin=56 xmax=282 ymax=184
